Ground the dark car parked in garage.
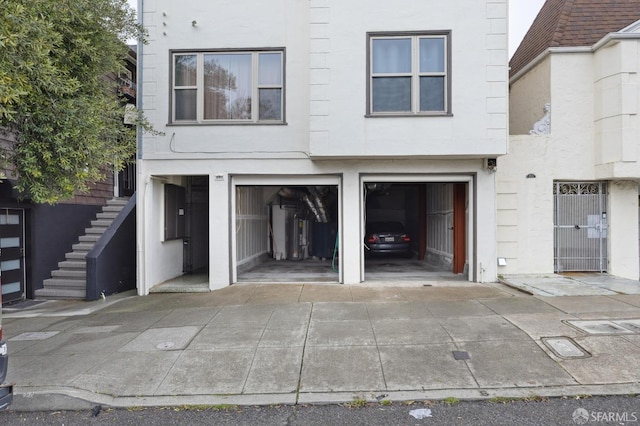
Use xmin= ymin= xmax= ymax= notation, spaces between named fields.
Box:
xmin=365 ymin=221 xmax=412 ymax=256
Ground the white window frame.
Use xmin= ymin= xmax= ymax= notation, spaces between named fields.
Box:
xmin=171 ymin=49 xmax=284 ymax=124
xmin=367 ymin=32 xmax=450 ymax=116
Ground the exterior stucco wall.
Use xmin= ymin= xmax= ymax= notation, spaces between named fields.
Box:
xmin=509 ymin=58 xmax=550 ymax=135
xmin=138 ymin=0 xmax=506 ymax=293
xmin=497 ymin=135 xmax=554 ymax=274
xmin=607 ymin=180 xmax=639 ymax=279
xmin=309 ymin=0 xmax=508 ymax=158
xmin=503 ymin=48 xmax=640 ymax=279
xmin=594 ymin=39 xmax=640 ymax=179
xmin=138 ymin=158 xmax=498 ymax=293
xmin=140 ymin=0 xmax=310 ymax=159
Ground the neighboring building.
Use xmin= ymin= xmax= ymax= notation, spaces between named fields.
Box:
xmin=499 ymin=0 xmax=640 ymax=279
xmin=137 ymin=0 xmax=509 ymax=293
xmin=0 ymin=47 xmax=138 ymax=302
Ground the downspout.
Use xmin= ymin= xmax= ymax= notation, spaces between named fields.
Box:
xmin=136 ymin=0 xmax=146 ymax=295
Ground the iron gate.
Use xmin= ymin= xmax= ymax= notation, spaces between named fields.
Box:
xmin=554 ymin=182 xmax=608 ymax=273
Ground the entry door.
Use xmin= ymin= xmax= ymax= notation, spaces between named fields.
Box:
xmin=0 ymin=208 xmax=26 ymax=302
xmin=554 ymin=182 xmax=608 ymax=272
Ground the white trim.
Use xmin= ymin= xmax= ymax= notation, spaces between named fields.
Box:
xmin=511 ymin=32 xmax=640 ymax=85
xmin=232 ymin=175 xmax=341 ymax=186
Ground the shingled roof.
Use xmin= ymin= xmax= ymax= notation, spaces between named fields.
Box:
xmin=510 ymin=0 xmax=640 ymax=78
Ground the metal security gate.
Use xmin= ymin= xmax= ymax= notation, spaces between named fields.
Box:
xmin=554 ymin=182 xmax=608 ymax=273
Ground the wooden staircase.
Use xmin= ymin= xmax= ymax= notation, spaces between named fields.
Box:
xmin=35 ymin=198 xmax=129 ymax=299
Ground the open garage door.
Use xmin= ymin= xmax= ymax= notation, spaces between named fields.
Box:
xmin=363 ymin=180 xmax=468 ymax=282
xmin=233 ymin=177 xmax=341 ymax=283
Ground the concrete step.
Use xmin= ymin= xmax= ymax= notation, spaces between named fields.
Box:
xmin=39 ymin=197 xmax=129 ymax=301
xmin=58 ymin=260 xmax=86 ymax=269
xmin=79 ymin=234 xmax=101 ymax=243
xmin=35 ymin=287 xmax=86 ymax=299
xmin=102 ymin=205 xmax=125 ymax=213
xmin=96 ymin=212 xmax=119 ymax=220
xmin=51 ymin=269 xmax=86 ymax=279
xmin=91 ymin=219 xmax=113 ymax=227
xmin=41 ymin=278 xmax=86 ymax=288
xmin=107 ymin=198 xmax=129 ymax=206
xmin=72 ymin=242 xmax=95 ymax=252
xmin=65 ymin=252 xmax=87 ymax=260
xmin=85 ymin=227 xmax=107 ymax=235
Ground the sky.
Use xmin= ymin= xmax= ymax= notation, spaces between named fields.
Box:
xmin=127 ymin=0 xmax=547 ymax=58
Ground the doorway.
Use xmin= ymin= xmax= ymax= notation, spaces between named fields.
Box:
xmin=1 ymin=208 xmax=26 ymax=303
xmin=554 ymin=181 xmax=608 ymax=272
xmin=362 ymin=179 xmax=469 ymax=282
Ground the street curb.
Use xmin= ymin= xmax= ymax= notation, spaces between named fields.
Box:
xmin=8 ymin=383 xmax=640 ymax=411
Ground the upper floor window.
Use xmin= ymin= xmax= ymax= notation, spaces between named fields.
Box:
xmin=367 ymin=32 xmax=450 ymax=116
xmin=172 ymin=49 xmax=284 ymax=124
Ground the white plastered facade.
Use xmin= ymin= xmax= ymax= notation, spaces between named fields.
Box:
xmin=137 ymin=0 xmax=508 ymax=294
xmin=500 ymin=22 xmax=640 ymax=280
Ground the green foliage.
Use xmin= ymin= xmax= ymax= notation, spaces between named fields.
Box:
xmin=345 ymin=398 xmax=368 ymax=408
xmin=0 ymin=0 xmax=145 ymax=203
xmin=443 ymin=397 xmax=460 ymax=405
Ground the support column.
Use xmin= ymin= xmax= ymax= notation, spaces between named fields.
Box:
xmin=608 ymin=181 xmax=639 ymax=280
xmin=210 ymin=174 xmax=231 ymax=290
xmin=341 ymin=171 xmax=361 ymax=284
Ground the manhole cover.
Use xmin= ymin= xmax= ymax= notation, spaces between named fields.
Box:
xmin=156 ymin=341 xmax=176 ymax=350
xmin=542 ymin=337 xmax=590 ymax=359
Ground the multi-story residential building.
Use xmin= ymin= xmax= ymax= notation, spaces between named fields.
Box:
xmin=0 ymin=47 xmax=138 ymax=302
xmin=137 ymin=0 xmax=509 ymax=293
xmin=499 ymin=0 xmax=640 ymax=280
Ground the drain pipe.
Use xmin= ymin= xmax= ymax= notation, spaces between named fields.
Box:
xmin=136 ymin=0 xmax=145 ymax=295
xmin=479 ymin=262 xmax=485 ymax=283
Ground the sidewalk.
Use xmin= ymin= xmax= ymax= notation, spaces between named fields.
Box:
xmin=3 ymin=281 xmax=640 ymax=411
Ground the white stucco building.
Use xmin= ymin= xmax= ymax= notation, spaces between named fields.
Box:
xmin=136 ymin=0 xmax=509 ymax=294
xmin=499 ymin=0 xmax=640 ymax=280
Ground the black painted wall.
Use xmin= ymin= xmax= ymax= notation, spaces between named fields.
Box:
xmin=29 ymin=203 xmax=101 ymax=298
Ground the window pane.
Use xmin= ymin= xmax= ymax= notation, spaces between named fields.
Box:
xmin=372 ymin=77 xmax=411 ymax=112
xmin=259 ymin=88 xmax=282 ymax=120
xmin=420 ymin=38 xmax=445 ymax=73
xmin=175 ymin=55 xmax=197 ymax=86
xmin=1 ymin=282 xmax=20 ymax=295
xmin=420 ymin=76 xmax=445 ymax=111
xmin=372 ymin=38 xmax=411 ymax=73
xmin=259 ymin=53 xmax=282 ymax=86
xmin=1 ymin=260 xmax=20 ymax=271
xmin=204 ymin=54 xmax=252 ymax=119
xmin=175 ymin=89 xmax=197 ymax=120
xmin=0 ymin=237 xmax=19 ymax=248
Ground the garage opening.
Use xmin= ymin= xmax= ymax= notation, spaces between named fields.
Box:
xmin=363 ymin=182 xmax=468 ymax=282
xmin=235 ymin=185 xmax=340 ymax=283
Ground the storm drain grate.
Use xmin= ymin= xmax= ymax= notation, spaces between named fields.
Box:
xmin=542 ymin=337 xmax=590 ymax=359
